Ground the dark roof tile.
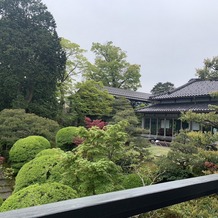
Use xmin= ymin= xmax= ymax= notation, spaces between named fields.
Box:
xmin=151 ymin=79 xmax=218 ymax=100
xmin=137 ymin=103 xmax=216 ymax=113
xmin=104 ymin=86 xmax=151 ymax=102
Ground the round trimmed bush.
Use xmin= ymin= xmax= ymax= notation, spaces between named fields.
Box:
xmin=14 ymin=150 xmax=66 ymax=193
xmin=9 ymin=136 xmax=51 ymax=173
xmin=35 ymin=148 xmax=65 ymax=158
xmin=55 ymin=126 xmax=84 ymax=151
xmin=0 ymin=182 xmax=77 ymax=212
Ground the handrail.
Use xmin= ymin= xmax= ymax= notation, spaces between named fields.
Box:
xmin=1 ymin=174 xmax=218 ymax=218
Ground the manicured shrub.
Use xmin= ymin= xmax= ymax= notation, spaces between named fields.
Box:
xmin=35 ymin=148 xmax=65 ymax=158
xmin=55 ymin=126 xmax=85 ymax=151
xmin=0 ymin=109 xmax=60 ymax=155
xmin=0 ymin=182 xmax=77 ymax=212
xmin=9 ymin=136 xmax=51 ymax=173
xmin=14 ymin=149 xmax=67 ymax=192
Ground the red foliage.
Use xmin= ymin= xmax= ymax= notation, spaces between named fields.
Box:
xmin=204 ymin=161 xmax=218 ymax=172
xmin=84 ymin=117 xmax=107 ymax=129
xmin=73 ymin=137 xmax=84 ymax=146
xmin=0 ymin=156 xmax=5 ymax=164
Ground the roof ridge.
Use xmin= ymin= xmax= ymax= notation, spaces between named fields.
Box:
xmin=150 ymin=78 xmax=201 ymax=99
xmin=166 ymin=78 xmax=201 ymax=94
xmin=104 ymin=86 xmax=150 ymax=95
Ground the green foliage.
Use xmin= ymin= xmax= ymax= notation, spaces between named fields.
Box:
xmin=65 ymin=156 xmax=123 ymax=196
xmin=57 ymin=38 xmax=88 ymax=126
xmin=71 ymin=80 xmax=114 ymax=124
xmin=61 ymin=121 xmax=152 ymax=196
xmin=198 ymin=149 xmax=218 ymax=164
xmin=142 ymin=208 xmax=182 ymax=218
xmin=76 ymin=121 xmax=128 ymax=162
xmin=84 ymin=41 xmax=141 ymax=91
xmin=35 ymin=148 xmax=65 ymax=158
xmin=181 ymin=110 xmax=218 ymax=129
xmin=0 ymin=197 xmax=3 ymax=207
xmin=150 ymin=82 xmax=175 ymax=95
xmin=121 ymin=174 xmax=143 ymax=189
xmin=14 ymin=149 xmax=66 ymax=193
xmin=196 ymin=56 xmax=218 ymax=80
xmin=9 ymin=136 xmax=51 ymax=173
xmin=186 ymin=131 xmax=215 ymax=149
xmin=0 ymin=0 xmax=66 ymax=118
xmin=110 ymin=97 xmax=150 ymax=169
xmin=157 ymin=131 xmax=218 ymax=178
xmin=61 ymin=122 xmax=129 ymax=196
xmin=0 ymin=182 xmax=77 ymax=212
xmin=0 ymin=109 xmax=59 ymax=154
xmin=56 ymin=126 xmax=85 ymax=151
xmin=156 ymin=131 xmax=203 ymax=181
xmin=170 ymin=195 xmax=218 ymax=218
xmin=142 ymin=195 xmax=218 ymax=217
xmin=197 ymin=149 xmax=218 ymax=174
xmin=111 ymin=97 xmax=148 ymax=137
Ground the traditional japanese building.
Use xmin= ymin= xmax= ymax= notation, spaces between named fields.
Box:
xmin=137 ymin=79 xmax=218 ymax=141
xmin=104 ymin=86 xmax=151 ymax=105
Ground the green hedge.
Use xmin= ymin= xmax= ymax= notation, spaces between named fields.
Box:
xmin=55 ymin=126 xmax=84 ymax=151
xmin=14 ymin=149 xmax=66 ymax=192
xmin=0 ymin=182 xmax=77 ymax=212
xmin=9 ymin=136 xmax=51 ymax=173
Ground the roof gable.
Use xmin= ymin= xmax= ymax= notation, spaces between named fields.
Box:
xmin=151 ymin=79 xmax=218 ymax=100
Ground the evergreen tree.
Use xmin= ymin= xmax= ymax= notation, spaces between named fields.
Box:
xmin=0 ymin=0 xmax=66 ymax=118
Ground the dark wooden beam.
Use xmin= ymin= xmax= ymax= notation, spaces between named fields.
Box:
xmin=1 ymin=174 xmax=218 ymax=218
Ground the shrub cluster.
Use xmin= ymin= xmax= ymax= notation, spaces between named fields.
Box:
xmin=9 ymin=136 xmax=51 ymax=173
xmin=0 ymin=109 xmax=59 ymax=155
xmin=0 ymin=182 xmax=77 ymax=212
xmin=14 ymin=148 xmax=66 ymax=193
xmin=55 ymin=126 xmax=85 ymax=151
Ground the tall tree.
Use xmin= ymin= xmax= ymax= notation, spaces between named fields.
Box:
xmin=196 ymin=57 xmax=218 ymax=80
xmin=84 ymin=41 xmax=141 ymax=91
xmin=150 ymin=82 xmax=175 ymax=95
xmin=57 ymin=38 xmax=88 ymax=111
xmin=0 ymin=0 xmax=66 ymax=118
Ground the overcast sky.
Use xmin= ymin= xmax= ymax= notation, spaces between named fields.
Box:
xmin=42 ymin=0 xmax=218 ymax=93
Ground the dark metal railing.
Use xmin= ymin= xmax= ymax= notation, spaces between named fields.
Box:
xmin=1 ymin=174 xmax=218 ymax=218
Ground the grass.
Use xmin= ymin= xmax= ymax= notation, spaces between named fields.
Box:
xmin=146 ymin=144 xmax=171 ymax=158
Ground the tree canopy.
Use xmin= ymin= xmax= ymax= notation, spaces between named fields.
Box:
xmin=150 ymin=82 xmax=175 ymax=95
xmin=57 ymin=38 xmax=88 ymax=113
xmin=0 ymin=0 xmax=66 ymax=118
xmin=196 ymin=57 xmax=218 ymax=80
xmin=71 ymin=80 xmax=114 ymax=124
xmin=84 ymin=41 xmax=141 ymax=91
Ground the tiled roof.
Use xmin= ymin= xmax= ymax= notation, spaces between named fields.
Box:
xmin=151 ymin=79 xmax=218 ymax=100
xmin=104 ymin=86 xmax=151 ymax=102
xmin=137 ymin=103 xmax=216 ymax=113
